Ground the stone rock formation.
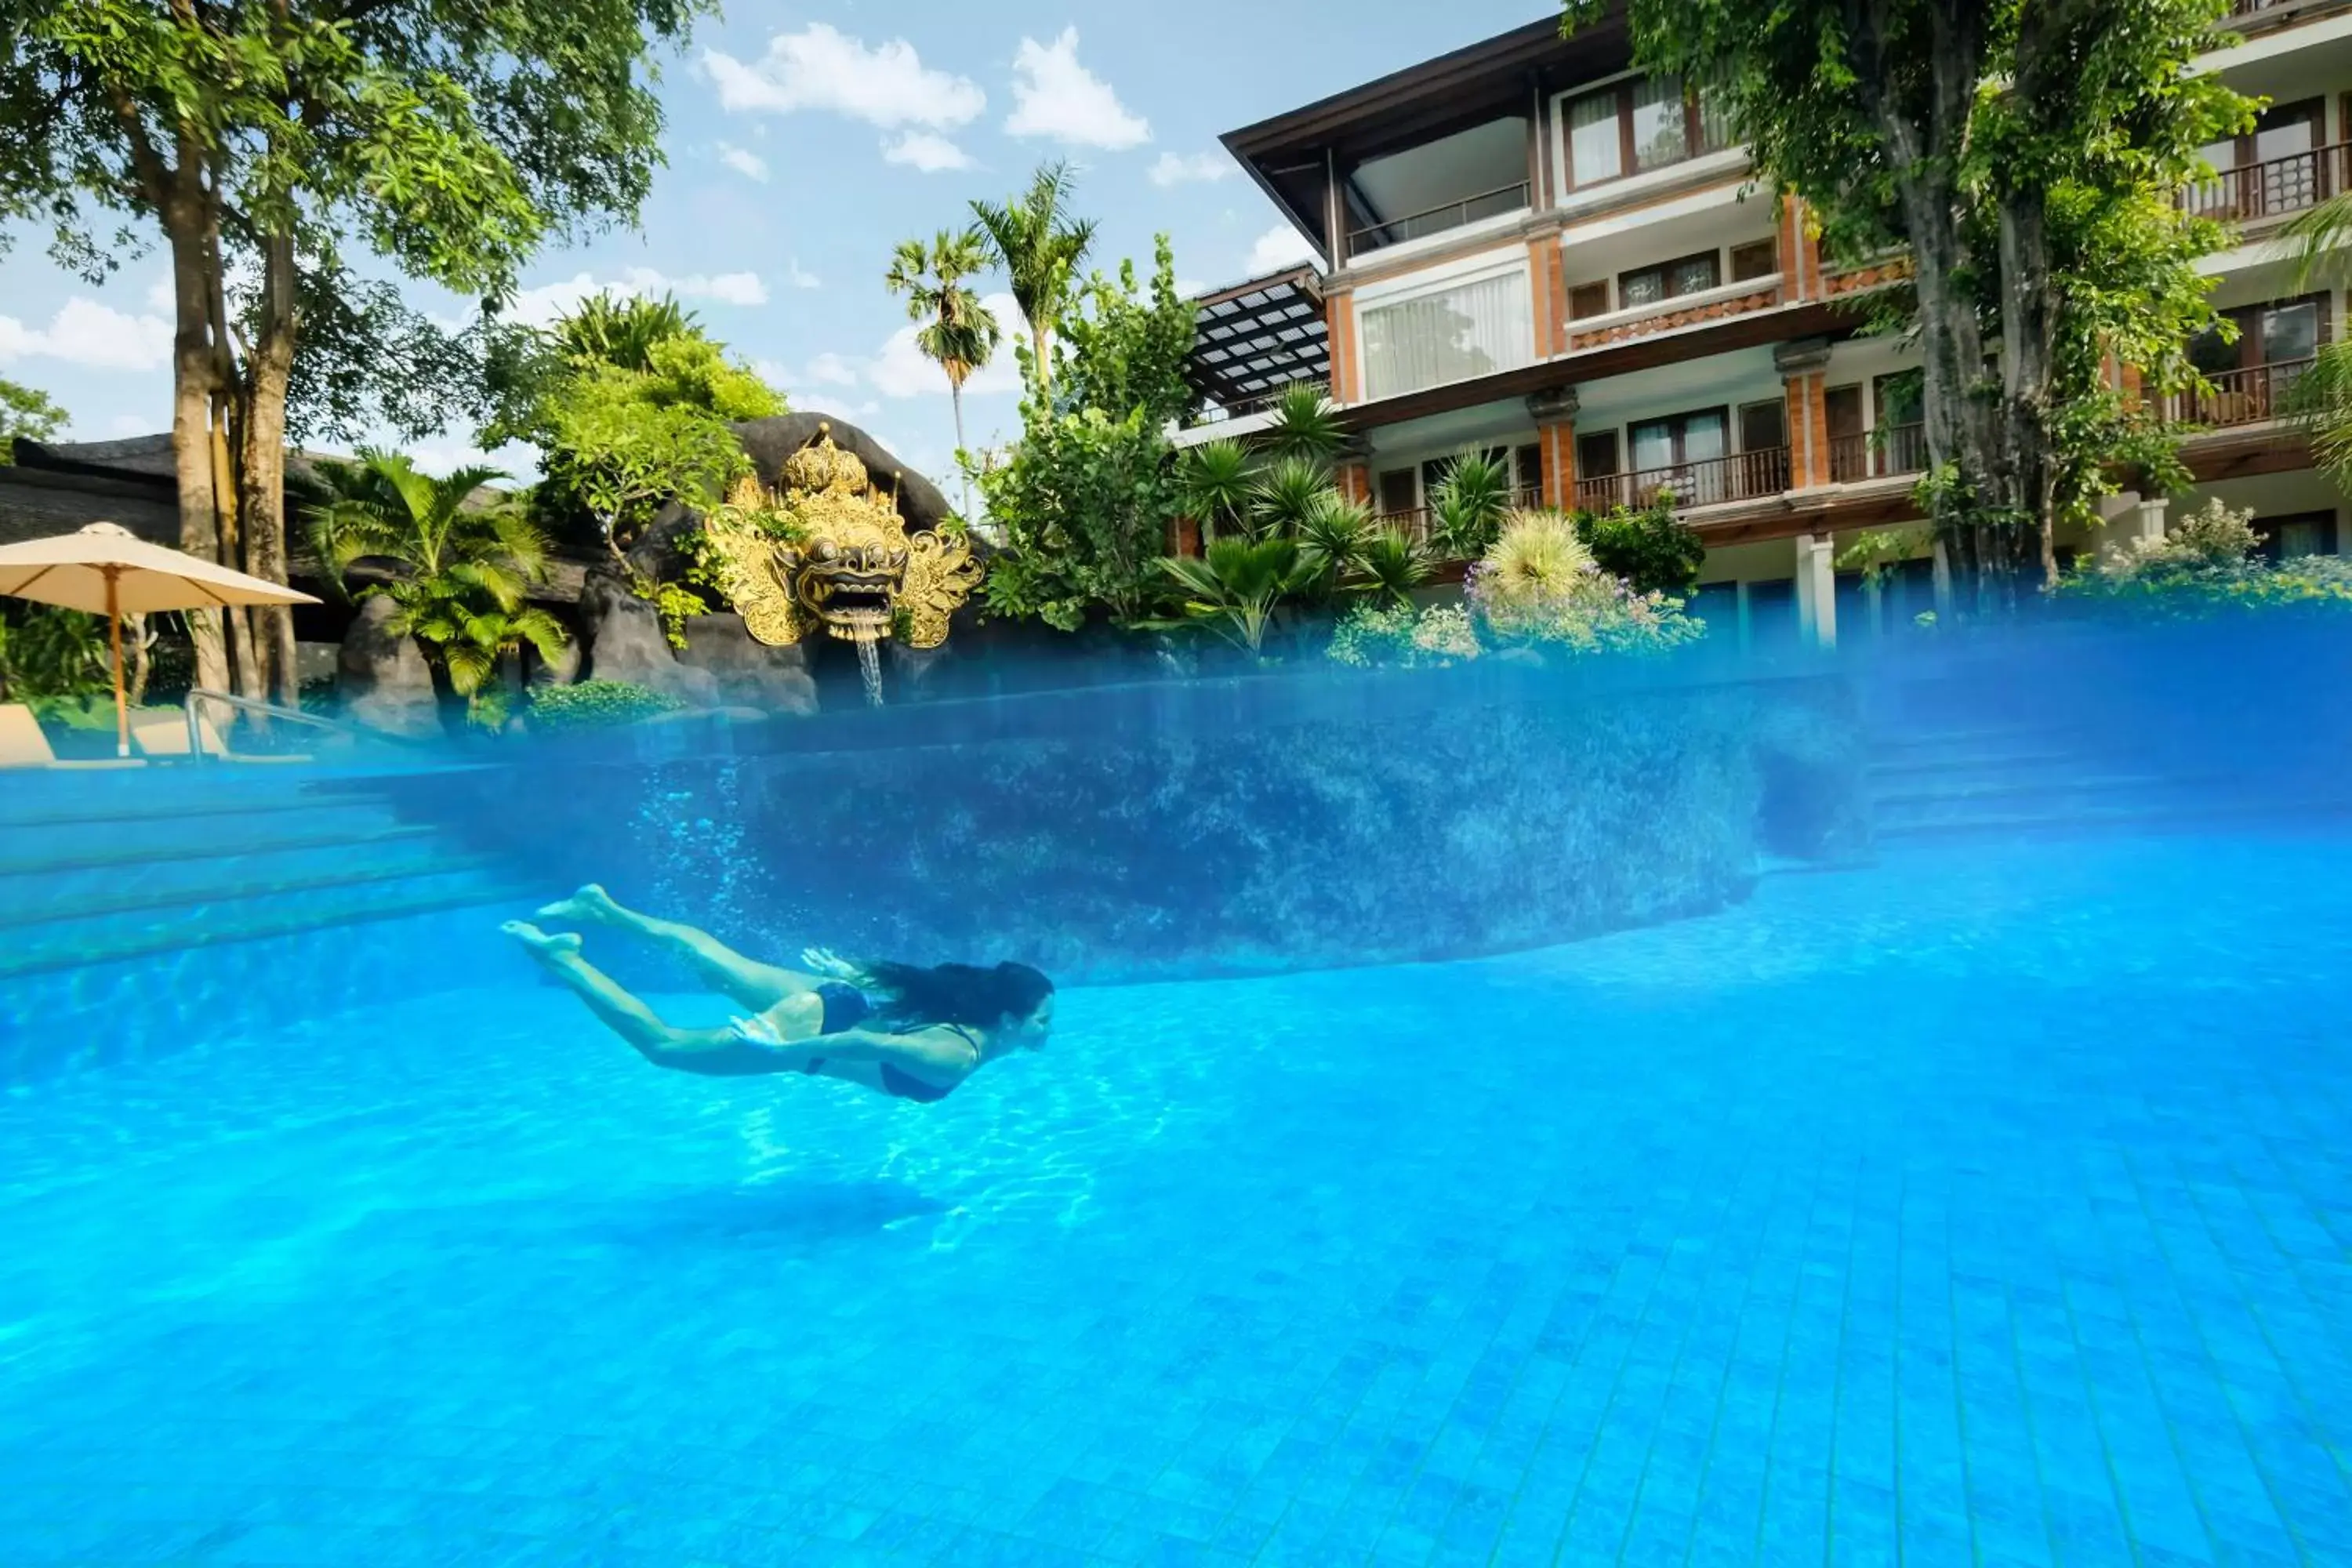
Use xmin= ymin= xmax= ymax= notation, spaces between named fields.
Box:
xmin=337 ymin=595 xmax=444 ymax=736
xmin=677 ymin=613 xmax=819 ymax=715
xmin=578 ymin=572 xmax=720 ymax=706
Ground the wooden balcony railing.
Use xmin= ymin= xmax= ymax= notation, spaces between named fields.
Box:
xmin=2182 ymin=144 xmax=2349 ymax=222
xmin=1346 ymin=181 xmax=1531 ymax=261
xmin=1573 ymin=448 xmax=1791 ymax=513
xmin=1827 ymin=423 xmax=1929 ymax=483
xmin=1377 ymin=485 xmax=1544 ymax=548
xmin=2166 ymin=358 xmax=2315 ymax=427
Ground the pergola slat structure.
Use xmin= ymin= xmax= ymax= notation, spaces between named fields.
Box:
xmin=1183 ymin=267 xmax=1330 ymax=416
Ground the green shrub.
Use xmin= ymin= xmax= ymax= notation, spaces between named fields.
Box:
xmin=2053 ymin=499 xmax=2352 ymax=619
xmin=1326 ymin=601 xmax=1483 ymax=669
xmin=528 ymin=679 xmax=684 ymax=730
xmin=1465 ymin=509 xmax=1707 ymax=656
xmin=1574 ymin=499 xmax=1706 ymax=597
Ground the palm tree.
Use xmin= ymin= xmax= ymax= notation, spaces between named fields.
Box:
xmin=1177 ymin=437 xmax=1253 ymax=546
xmin=970 ymin=161 xmax=1098 ymax=401
xmin=309 ymin=451 xmax=568 ymax=713
xmin=2287 ymin=196 xmax=2352 ymax=485
xmin=885 ymin=227 xmax=1003 ymax=512
xmin=1261 ymin=385 xmax=1347 ymax=465
xmin=1159 ymin=536 xmax=1319 ymax=657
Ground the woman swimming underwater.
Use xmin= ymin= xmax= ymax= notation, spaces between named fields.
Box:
xmin=503 ymin=885 xmax=1053 ymax=1103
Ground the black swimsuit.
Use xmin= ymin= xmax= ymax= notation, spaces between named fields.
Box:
xmin=803 ymin=982 xmax=970 ymax=1103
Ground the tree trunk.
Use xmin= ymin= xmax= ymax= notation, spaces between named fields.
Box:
xmin=238 ymin=228 xmax=303 ymax=708
xmin=1031 ymin=322 xmax=1051 ymax=401
xmin=949 ymin=379 xmax=971 ymax=517
xmin=127 ymin=614 xmax=152 ymax=706
xmin=211 ymin=390 xmax=263 ymax=701
xmin=166 ymin=227 xmax=230 ymax=695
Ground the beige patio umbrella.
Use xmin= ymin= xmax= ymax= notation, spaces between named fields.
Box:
xmin=0 ymin=521 xmax=318 ymax=758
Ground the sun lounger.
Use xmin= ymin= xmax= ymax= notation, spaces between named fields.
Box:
xmin=0 ymin=702 xmax=144 ymax=769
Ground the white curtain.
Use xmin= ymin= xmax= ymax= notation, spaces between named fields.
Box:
xmin=1361 ymin=270 xmax=1535 ymax=400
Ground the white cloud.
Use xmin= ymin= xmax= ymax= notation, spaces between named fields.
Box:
xmin=1005 ymin=29 xmax=1149 ymax=150
xmin=504 ymin=267 xmax=768 ymax=326
xmin=883 ymin=132 xmax=975 ymax=173
xmin=1246 ymin=223 xmax=1319 ymax=276
xmin=858 ymin=292 xmax=1023 ymax=400
xmin=717 ymin=143 xmax=769 ymax=183
xmin=0 ymin=297 xmax=172 ymax=372
xmin=706 ymin=24 xmax=983 ymax=130
xmin=1150 ymin=151 xmax=1231 ymax=187
xmin=784 ymin=259 xmax=821 ymax=290
xmin=143 ymin=275 xmax=174 ymax=314
xmin=804 ymin=353 xmax=862 ymax=387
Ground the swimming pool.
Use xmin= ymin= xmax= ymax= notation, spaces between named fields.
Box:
xmin=2 ymin=826 xmax=2346 ymax=1566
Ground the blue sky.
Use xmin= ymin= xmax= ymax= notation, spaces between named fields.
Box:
xmin=0 ymin=1 xmax=1541 ymax=485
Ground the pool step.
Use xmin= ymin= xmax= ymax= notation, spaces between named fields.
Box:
xmin=0 ymin=762 xmax=521 ymax=982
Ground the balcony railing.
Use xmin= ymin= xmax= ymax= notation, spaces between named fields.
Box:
xmin=1346 ymin=182 xmax=1532 ymax=262
xmin=1573 ymin=448 xmax=1791 ymax=513
xmin=1377 ymin=485 xmax=1544 ymax=549
xmin=1828 ymin=423 xmax=1929 ymax=484
xmin=2165 ymin=358 xmax=2315 ymax=427
xmin=2183 ymin=143 xmax=2349 ymax=223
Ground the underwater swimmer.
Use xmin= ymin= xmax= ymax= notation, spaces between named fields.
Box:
xmin=503 ymin=885 xmax=1053 ymax=1103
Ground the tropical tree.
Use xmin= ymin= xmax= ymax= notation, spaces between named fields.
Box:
xmin=1177 ymin=438 xmax=1253 ymax=546
xmin=885 ymin=227 xmax=1003 ymax=501
xmin=307 ymin=451 xmax=568 ymax=712
xmin=1563 ymin=0 xmax=2250 ymax=598
xmin=2 ymin=0 xmax=710 ymax=705
xmin=1261 ymin=385 xmax=1346 ymax=465
xmin=1157 ymin=536 xmax=1319 ymax=656
xmin=1425 ymin=450 xmax=1515 ymax=560
xmin=971 ymin=161 xmax=1098 ymax=400
xmin=0 ymin=378 xmax=67 ymax=459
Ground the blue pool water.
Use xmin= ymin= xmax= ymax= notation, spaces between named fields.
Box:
xmin=2 ymin=831 xmax=2347 ymax=1566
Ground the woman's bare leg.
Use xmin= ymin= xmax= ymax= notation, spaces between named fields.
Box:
xmin=503 ymin=920 xmax=738 ymax=1065
xmin=535 ymin=884 xmax=815 ymax=1009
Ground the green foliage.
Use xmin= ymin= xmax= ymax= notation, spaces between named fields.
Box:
xmin=1178 ymin=437 xmax=1253 ymax=544
xmin=1355 ymin=528 xmax=1432 ymax=608
xmin=1261 ymin=385 xmax=1345 ymax=465
xmin=2056 ymin=499 xmax=2352 ymax=619
xmin=307 ymin=449 xmax=568 ymax=704
xmin=1047 ymin=237 xmax=1199 ymax=430
xmin=1574 ymin=500 xmax=1706 ymax=597
xmin=979 ymin=405 xmax=1177 ymax=630
xmin=1467 ymin=508 xmax=1706 ymax=655
xmin=976 ymin=237 xmax=1193 ymax=630
xmin=971 ymin=161 xmax=1098 ymax=395
xmin=1425 ymin=450 xmax=1515 ymax=561
xmin=280 ymin=264 xmax=488 ymax=447
xmin=1154 ymin=535 xmax=1319 ymax=655
xmin=0 ymin=377 xmax=67 ymax=459
xmin=886 ymin=229 xmax=1001 ymax=419
xmin=1326 ymin=601 xmax=1483 ymax=669
xmin=1836 ymin=528 xmax=1931 ymax=588
xmin=1291 ymin=492 xmax=1375 ymax=590
xmin=0 ymin=605 xmax=109 ymax=700
xmin=527 ymin=678 xmax=684 ymax=730
xmin=1250 ymin=456 xmax=1334 ymax=539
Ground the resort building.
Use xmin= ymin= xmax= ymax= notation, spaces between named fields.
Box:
xmin=1177 ymin=0 xmax=2352 ymax=648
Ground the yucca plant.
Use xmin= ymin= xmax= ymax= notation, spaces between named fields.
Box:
xmin=1178 ymin=437 xmax=1254 ymax=546
xmin=1250 ymin=455 xmax=1334 ymax=538
xmin=1353 ymin=528 xmax=1432 ymax=608
xmin=1425 ymin=449 xmax=1516 ymax=560
xmin=1294 ymin=491 xmax=1376 ymax=593
xmin=309 ymin=450 xmax=569 ymax=713
xmin=1157 ymin=535 xmax=1319 ymax=655
xmin=1261 ymin=383 xmax=1347 ymax=464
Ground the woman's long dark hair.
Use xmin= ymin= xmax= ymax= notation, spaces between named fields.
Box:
xmin=861 ymin=960 xmax=1054 ymax=1032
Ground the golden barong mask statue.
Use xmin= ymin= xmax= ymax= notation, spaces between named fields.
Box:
xmin=700 ymin=423 xmax=981 ymax=648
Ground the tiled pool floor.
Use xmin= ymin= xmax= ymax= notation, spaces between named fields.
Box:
xmin=1 ymin=833 xmax=2347 ymax=1566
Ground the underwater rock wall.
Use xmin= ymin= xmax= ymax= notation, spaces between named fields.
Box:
xmin=461 ymin=666 xmax=1866 ymax=984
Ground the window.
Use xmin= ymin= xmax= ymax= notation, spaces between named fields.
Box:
xmin=1359 ymin=268 xmax=1537 ymax=400
xmin=1739 ymin=400 xmax=1787 ymax=453
xmin=1561 ymin=76 xmax=1732 ymax=190
xmin=1619 ymin=251 xmax=1721 ymax=309
xmin=2194 ymin=296 xmax=2331 ymax=374
xmin=1730 ymin=238 xmax=1778 ymax=282
xmin=1569 ymin=281 xmax=1610 ymax=320
xmin=1628 ymin=407 xmax=1731 ymax=503
xmin=2252 ymin=510 xmax=2337 ymax=561
xmin=1577 ymin=430 xmax=1621 ymax=478
xmin=2190 ymin=98 xmax=2327 ymax=219
xmin=1874 ymin=372 xmax=1925 ymax=430
xmin=1515 ymin=443 xmax=1544 ymax=499
xmin=1826 ymin=384 xmax=1865 ymax=482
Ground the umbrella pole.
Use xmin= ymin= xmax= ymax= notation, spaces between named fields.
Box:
xmin=106 ymin=568 xmax=129 ymax=759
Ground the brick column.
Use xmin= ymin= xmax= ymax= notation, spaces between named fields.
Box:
xmin=1327 ymin=290 xmax=1358 ymax=404
xmin=1527 ymin=387 xmax=1580 ymax=511
xmin=1528 ymin=233 xmax=1566 ymax=358
xmin=1774 ymin=338 xmax=1834 ymax=489
xmin=1775 ymin=194 xmax=1823 ymax=304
